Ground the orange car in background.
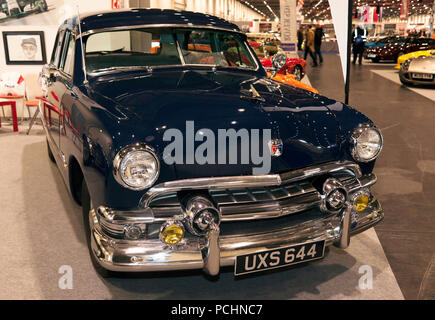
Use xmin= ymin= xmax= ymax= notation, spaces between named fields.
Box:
xmin=268 ymin=72 xmax=319 ymax=94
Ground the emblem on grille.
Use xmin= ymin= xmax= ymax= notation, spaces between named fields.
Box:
xmin=268 ymin=139 xmax=283 ymax=157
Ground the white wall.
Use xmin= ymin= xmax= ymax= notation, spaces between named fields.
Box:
xmin=146 ymin=0 xmax=262 ymax=22
xmin=0 ymin=0 xmax=112 ymax=117
xmin=0 ymin=26 xmax=57 ymax=117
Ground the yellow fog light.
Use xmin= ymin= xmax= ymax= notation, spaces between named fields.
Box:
xmin=160 ymin=221 xmax=184 ymax=245
xmin=354 ymin=194 xmax=369 ymax=212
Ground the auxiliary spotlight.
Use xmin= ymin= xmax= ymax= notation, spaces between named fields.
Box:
xmin=353 ymin=192 xmax=370 ymax=212
xmin=124 ymin=224 xmax=144 ymax=240
xmin=182 ymin=195 xmax=220 ymax=236
xmin=160 ymin=221 xmax=184 ymax=245
xmin=321 ymin=178 xmax=348 ymax=213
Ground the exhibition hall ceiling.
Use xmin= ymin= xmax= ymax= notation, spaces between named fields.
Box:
xmin=243 ymin=0 xmax=434 ymax=21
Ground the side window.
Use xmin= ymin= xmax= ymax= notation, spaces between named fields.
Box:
xmin=51 ymin=30 xmax=65 ymax=67
xmin=59 ymin=31 xmax=75 ymax=76
xmin=63 ymin=35 xmax=75 ymax=76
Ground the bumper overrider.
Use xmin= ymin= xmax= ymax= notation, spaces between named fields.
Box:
xmin=89 ymin=161 xmax=384 ymax=275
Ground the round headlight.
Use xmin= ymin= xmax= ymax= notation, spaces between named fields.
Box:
xmin=113 ymin=143 xmax=160 ymax=190
xmin=351 ymin=125 xmax=383 ymax=162
xmin=401 ymin=58 xmax=412 ymax=71
xmin=271 ymin=52 xmax=287 ymax=71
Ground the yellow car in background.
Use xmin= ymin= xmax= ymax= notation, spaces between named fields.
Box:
xmin=395 ymin=49 xmax=435 ymax=69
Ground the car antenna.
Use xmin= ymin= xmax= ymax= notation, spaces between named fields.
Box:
xmin=77 ymin=5 xmax=88 ymax=85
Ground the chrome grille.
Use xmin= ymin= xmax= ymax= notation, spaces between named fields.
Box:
xmin=146 ymin=162 xmax=362 ymax=222
xmin=209 ymin=181 xmax=313 ymax=205
xmin=208 ymin=181 xmax=320 ymax=221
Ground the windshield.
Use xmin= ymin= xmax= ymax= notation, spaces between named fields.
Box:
xmin=84 ymin=27 xmax=257 ymax=73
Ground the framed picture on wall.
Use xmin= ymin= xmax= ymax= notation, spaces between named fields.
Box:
xmin=2 ymin=31 xmax=47 ymax=65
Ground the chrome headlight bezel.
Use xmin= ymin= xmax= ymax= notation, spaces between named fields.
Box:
xmin=113 ymin=143 xmax=160 ymax=191
xmin=350 ymin=124 xmax=383 ymax=163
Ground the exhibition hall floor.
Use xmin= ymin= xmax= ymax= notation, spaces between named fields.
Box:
xmin=0 ymin=54 xmax=433 ymax=299
xmin=306 ymin=54 xmax=435 ymax=300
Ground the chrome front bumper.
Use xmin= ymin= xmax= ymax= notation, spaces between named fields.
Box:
xmin=89 ymin=162 xmax=384 ymax=275
xmin=90 ymin=199 xmax=383 ymax=273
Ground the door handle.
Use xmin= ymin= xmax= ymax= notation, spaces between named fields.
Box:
xmin=70 ymin=91 xmax=78 ymax=99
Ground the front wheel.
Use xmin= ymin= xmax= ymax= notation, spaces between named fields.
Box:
xmin=293 ymin=65 xmax=303 ymax=81
xmin=81 ymin=180 xmax=113 ymax=278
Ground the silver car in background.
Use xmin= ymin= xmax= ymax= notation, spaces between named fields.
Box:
xmin=399 ymin=53 xmax=435 ymax=87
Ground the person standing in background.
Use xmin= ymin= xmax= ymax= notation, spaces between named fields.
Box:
xmin=304 ymin=25 xmax=318 ymax=67
xmin=297 ymin=26 xmax=304 ymax=51
xmin=314 ymin=24 xmax=324 ymax=64
xmin=352 ymin=26 xmax=366 ymax=65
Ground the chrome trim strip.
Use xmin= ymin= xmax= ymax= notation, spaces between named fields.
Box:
xmin=279 ymin=161 xmax=362 ymax=184
xmin=76 ymin=7 xmax=88 ymax=84
xmin=219 ymin=191 xmax=321 ymax=221
xmin=142 ymin=174 xmax=282 ymax=207
xmin=141 ymin=161 xmax=360 ymax=207
xmin=77 ymin=24 xmax=245 ymax=39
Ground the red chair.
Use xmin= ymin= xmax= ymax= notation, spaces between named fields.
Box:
xmin=0 ymin=95 xmax=22 ymax=132
xmin=0 ymin=72 xmax=25 ymax=132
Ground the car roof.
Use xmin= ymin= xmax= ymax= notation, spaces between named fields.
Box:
xmin=64 ymin=9 xmax=241 ymax=35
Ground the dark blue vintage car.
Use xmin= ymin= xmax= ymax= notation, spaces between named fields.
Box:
xmin=40 ymin=9 xmax=384 ymax=277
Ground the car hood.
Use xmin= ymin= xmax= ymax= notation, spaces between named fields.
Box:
xmin=409 ymin=55 xmax=435 ymax=73
xmin=88 ymin=69 xmax=352 ymax=180
xmin=400 ymin=50 xmax=435 ymax=63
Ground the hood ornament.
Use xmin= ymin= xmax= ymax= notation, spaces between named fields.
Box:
xmin=268 ymin=138 xmax=283 ymax=157
xmin=240 ymin=84 xmax=265 ymax=102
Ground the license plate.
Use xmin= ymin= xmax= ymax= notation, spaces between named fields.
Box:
xmin=234 ymin=240 xmax=325 ymax=276
xmin=367 ymin=54 xmax=376 ymax=58
xmin=412 ymin=73 xmax=433 ymax=80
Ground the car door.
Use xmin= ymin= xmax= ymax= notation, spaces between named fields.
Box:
xmin=43 ymin=29 xmax=65 ymax=158
xmin=55 ymin=29 xmax=77 ymax=166
xmin=57 ymin=30 xmax=78 ymax=161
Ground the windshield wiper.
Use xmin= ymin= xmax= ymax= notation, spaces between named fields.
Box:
xmin=87 ymin=48 xmax=126 ymax=55
xmin=90 ymin=66 xmax=154 ymax=73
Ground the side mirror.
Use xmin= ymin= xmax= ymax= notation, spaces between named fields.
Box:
xmin=271 ymin=52 xmax=287 ymax=77
xmin=41 ymin=64 xmax=58 ymax=87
